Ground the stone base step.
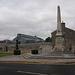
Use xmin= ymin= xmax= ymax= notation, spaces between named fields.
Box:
xmin=21 ymin=53 xmax=32 ymax=59
xmin=30 ymin=55 xmax=75 ymax=59
xmin=21 ymin=51 xmax=75 ymax=59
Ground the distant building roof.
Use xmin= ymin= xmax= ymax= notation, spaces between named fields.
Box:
xmin=12 ymin=33 xmax=44 ymax=44
xmin=0 ymin=41 xmax=6 ymax=43
xmin=0 ymin=40 xmax=12 ymax=44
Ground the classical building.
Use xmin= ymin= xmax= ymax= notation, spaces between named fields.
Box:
xmin=51 ymin=6 xmax=75 ymax=51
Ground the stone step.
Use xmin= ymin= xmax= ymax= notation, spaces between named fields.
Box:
xmin=30 ymin=55 xmax=75 ymax=59
xmin=21 ymin=51 xmax=75 ymax=59
xmin=21 ymin=53 xmax=32 ymax=59
xmin=49 ymin=51 xmax=73 ymax=54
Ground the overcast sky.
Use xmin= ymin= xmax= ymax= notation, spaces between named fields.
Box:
xmin=0 ymin=0 xmax=75 ymax=40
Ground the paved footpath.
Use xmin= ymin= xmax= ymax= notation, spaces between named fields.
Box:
xmin=0 ymin=54 xmax=75 ymax=64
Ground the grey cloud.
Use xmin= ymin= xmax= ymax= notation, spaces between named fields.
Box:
xmin=0 ymin=0 xmax=75 ymax=40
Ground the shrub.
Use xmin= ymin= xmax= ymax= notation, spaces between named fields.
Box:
xmin=14 ymin=50 xmax=21 ymax=55
xmin=31 ymin=50 xmax=38 ymax=54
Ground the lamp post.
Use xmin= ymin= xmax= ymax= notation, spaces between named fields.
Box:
xmin=16 ymin=36 xmax=19 ymax=50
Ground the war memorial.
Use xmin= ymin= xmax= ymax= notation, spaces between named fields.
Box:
xmin=52 ymin=6 xmax=75 ymax=52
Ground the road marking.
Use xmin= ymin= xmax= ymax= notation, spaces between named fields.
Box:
xmin=17 ymin=71 xmax=47 ymax=75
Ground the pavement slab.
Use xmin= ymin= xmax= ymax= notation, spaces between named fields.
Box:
xmin=0 ymin=54 xmax=75 ymax=64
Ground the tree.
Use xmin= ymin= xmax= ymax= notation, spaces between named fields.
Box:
xmin=45 ymin=37 xmax=52 ymax=42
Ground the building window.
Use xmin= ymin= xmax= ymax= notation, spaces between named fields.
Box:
xmin=0 ymin=47 xmax=2 ymax=51
xmin=6 ymin=46 xmax=8 ymax=52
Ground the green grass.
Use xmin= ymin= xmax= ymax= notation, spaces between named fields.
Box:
xmin=0 ymin=52 xmax=28 ymax=57
xmin=0 ymin=52 xmax=13 ymax=57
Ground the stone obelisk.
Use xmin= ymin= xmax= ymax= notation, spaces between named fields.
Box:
xmin=54 ymin=6 xmax=64 ymax=51
xmin=56 ymin=6 xmax=62 ymax=35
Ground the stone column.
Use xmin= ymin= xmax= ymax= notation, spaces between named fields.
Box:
xmin=56 ymin=6 xmax=62 ymax=35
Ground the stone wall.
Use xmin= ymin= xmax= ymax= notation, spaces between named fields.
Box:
xmin=39 ymin=44 xmax=52 ymax=53
xmin=0 ymin=43 xmax=8 ymax=52
xmin=51 ymin=30 xmax=56 ymax=48
xmin=8 ymin=43 xmax=52 ymax=53
xmin=64 ymin=28 xmax=75 ymax=51
xmin=8 ymin=44 xmax=40 ymax=53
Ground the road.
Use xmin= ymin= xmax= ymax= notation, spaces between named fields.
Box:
xmin=0 ymin=63 xmax=75 ymax=75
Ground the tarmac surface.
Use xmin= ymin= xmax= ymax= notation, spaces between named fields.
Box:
xmin=0 ymin=63 xmax=75 ymax=75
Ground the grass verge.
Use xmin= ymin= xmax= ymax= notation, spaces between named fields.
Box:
xmin=0 ymin=52 xmax=13 ymax=57
xmin=0 ymin=52 xmax=28 ymax=57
